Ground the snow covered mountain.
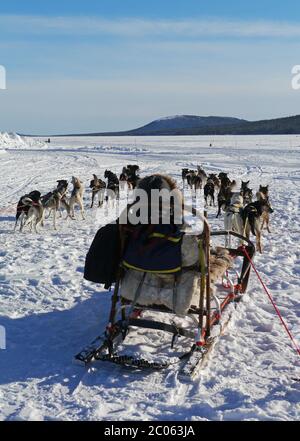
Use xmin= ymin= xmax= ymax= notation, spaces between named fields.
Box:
xmin=131 ymin=115 xmax=247 ymax=134
xmin=64 ymin=115 xmax=248 ymax=137
xmin=60 ymin=113 xmax=300 ymax=137
xmin=107 ymin=114 xmax=300 ymax=136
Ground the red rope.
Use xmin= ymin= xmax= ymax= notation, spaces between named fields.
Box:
xmin=242 ymin=246 xmax=300 ymax=357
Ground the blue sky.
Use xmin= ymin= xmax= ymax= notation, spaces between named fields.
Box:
xmin=1 ymin=0 xmax=299 ymax=21
xmin=0 ymin=1 xmax=300 ymax=134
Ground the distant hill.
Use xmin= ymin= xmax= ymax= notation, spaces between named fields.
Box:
xmin=37 ymin=113 xmax=300 ymax=137
xmin=124 ymin=115 xmax=248 ymax=135
xmin=65 ymin=115 xmax=248 ymax=136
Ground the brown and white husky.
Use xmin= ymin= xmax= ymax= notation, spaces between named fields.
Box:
xmin=89 ymin=174 xmax=106 ymax=208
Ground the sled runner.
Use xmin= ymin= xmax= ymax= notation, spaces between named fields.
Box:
xmin=75 ymin=218 xmax=255 ymax=379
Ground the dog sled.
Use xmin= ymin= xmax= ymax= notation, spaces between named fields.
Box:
xmin=74 ymin=204 xmax=255 ymax=379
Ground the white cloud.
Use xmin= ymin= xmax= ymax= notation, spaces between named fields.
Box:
xmin=1 ymin=15 xmax=300 ymax=39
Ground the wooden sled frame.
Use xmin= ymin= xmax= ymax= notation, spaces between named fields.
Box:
xmin=74 ymin=205 xmax=255 ymax=376
xmin=115 ymin=229 xmax=255 ymax=341
xmin=74 ymin=219 xmax=255 ymax=377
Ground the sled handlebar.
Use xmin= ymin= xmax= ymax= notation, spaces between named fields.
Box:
xmin=210 ymin=230 xmax=255 ymax=250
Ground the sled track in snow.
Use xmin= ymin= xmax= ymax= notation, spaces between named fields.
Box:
xmin=0 ymin=175 xmax=41 ymax=206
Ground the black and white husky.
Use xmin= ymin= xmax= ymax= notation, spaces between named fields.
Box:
xmin=224 ymin=193 xmax=273 ymax=253
xmin=240 ymin=180 xmax=253 ymax=205
xmin=216 ymin=177 xmax=236 ymax=218
xmin=56 ymin=180 xmax=70 ymax=217
xmin=14 ymin=190 xmax=42 ymax=232
xmin=41 ymin=180 xmax=71 ymax=229
xmin=122 ymin=164 xmax=140 ymax=189
xmin=14 ymin=191 xmax=44 ymax=233
xmin=41 ymin=189 xmax=65 ymax=230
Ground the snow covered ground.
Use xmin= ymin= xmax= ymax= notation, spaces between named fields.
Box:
xmin=0 ymin=135 xmax=300 ymax=421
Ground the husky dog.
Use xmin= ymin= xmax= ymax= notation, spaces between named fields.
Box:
xmin=126 ymin=164 xmax=140 ymax=189
xmin=119 ymin=165 xmax=140 ymax=190
xmin=43 ymin=180 xmax=71 ymax=224
xmin=186 ymin=170 xmax=195 ymax=189
xmin=256 ymin=185 xmax=272 ymax=232
xmin=69 ymin=176 xmax=85 ymax=219
xmin=208 ymin=173 xmax=221 ymax=190
xmin=242 ymin=199 xmax=274 ymax=253
xmin=20 ymin=201 xmax=44 ymax=233
xmin=41 ymin=189 xmax=65 ymax=230
xmin=223 ymin=194 xmax=273 ymax=253
xmin=189 ymin=166 xmax=207 ymax=191
xmin=18 ymin=193 xmax=44 ymax=233
xmin=218 ymin=172 xmax=229 ymax=182
xmin=56 ymin=180 xmax=70 ymax=217
xmin=119 ymin=168 xmax=128 ymax=190
xmin=219 ymin=173 xmax=236 ymax=188
xmin=56 ymin=179 xmax=68 ymax=197
xmin=197 ymin=165 xmax=207 ymax=178
xmin=216 ymin=177 xmax=236 ymax=218
xmin=241 ymin=180 xmax=250 ymax=191
xmin=243 ymin=188 xmax=253 ymax=205
xmin=240 ymin=180 xmax=253 ymax=205
xmin=104 ymin=170 xmax=119 ymax=206
xmin=89 ymin=174 xmax=106 ymax=208
xmin=191 ymin=173 xmax=202 ymax=190
xmin=260 ymin=205 xmax=273 ymax=233
xmin=186 ymin=170 xmax=202 ymax=190
xmin=224 ymin=192 xmax=244 ymax=246
xmin=181 ymin=168 xmax=190 ymax=187
xmin=204 ymin=178 xmax=215 ymax=207
xmin=14 ymin=190 xmax=41 ymax=231
xmin=256 ymin=185 xmax=269 ymax=201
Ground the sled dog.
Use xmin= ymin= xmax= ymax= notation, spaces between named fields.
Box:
xmin=14 ymin=190 xmax=41 ymax=231
xmin=69 ymin=176 xmax=85 ymax=220
xmin=89 ymin=174 xmax=106 ymax=208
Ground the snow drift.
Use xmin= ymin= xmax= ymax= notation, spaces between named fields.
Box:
xmin=0 ymin=132 xmax=46 ymax=150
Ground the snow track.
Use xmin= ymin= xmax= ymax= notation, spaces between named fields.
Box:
xmin=0 ymin=135 xmax=300 ymax=421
